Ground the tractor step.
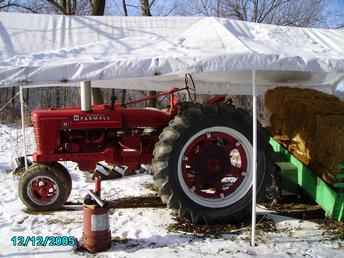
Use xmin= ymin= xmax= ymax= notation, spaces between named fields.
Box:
xmin=270 ymin=137 xmax=344 ymax=221
xmin=94 ymin=162 xmax=150 ymax=181
xmin=94 ymin=162 xmax=126 ymax=180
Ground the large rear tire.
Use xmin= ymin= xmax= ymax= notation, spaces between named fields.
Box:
xmin=18 ymin=163 xmax=72 ymax=211
xmin=152 ymin=103 xmax=272 ymax=224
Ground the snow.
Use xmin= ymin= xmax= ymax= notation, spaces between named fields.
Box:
xmin=0 ymin=123 xmax=343 ymax=258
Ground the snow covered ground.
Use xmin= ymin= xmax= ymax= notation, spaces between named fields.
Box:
xmin=0 ymin=123 xmax=343 ymax=258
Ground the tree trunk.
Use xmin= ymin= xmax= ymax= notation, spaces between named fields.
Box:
xmin=66 ymin=0 xmax=72 ymax=14
xmin=91 ymin=0 xmax=106 ymax=15
xmin=122 ymin=0 xmax=128 ymax=16
xmin=60 ymin=0 xmax=67 ymax=12
xmin=140 ymin=0 xmax=151 ymax=16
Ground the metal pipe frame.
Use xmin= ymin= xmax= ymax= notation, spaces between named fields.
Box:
xmin=19 ymin=86 xmax=28 ymax=170
xmin=251 ymin=70 xmax=257 ymax=247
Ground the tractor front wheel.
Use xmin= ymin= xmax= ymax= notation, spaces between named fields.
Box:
xmin=153 ymin=104 xmax=271 ymax=224
xmin=18 ymin=163 xmax=72 ymax=211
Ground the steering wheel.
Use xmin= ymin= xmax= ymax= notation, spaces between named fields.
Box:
xmin=185 ymin=73 xmax=197 ymax=103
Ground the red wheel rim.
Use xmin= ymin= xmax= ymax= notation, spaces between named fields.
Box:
xmin=181 ymin=130 xmax=248 ymax=201
xmin=28 ymin=176 xmax=59 ymax=205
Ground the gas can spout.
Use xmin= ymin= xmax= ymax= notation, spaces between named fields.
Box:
xmin=83 ymin=176 xmax=104 ymax=207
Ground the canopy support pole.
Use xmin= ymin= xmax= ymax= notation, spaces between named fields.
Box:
xmin=332 ymin=85 xmax=337 ymax=95
xmin=20 ymin=86 xmax=28 ymax=170
xmin=250 ymin=70 xmax=257 ymax=247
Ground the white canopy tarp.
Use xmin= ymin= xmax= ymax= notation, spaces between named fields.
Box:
xmin=1 ymin=13 xmax=344 ymax=94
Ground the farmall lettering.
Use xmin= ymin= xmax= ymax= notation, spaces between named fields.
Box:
xmin=73 ymin=114 xmax=111 ymax=122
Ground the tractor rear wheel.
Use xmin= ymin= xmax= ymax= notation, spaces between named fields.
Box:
xmin=18 ymin=163 xmax=72 ymax=211
xmin=152 ymin=103 xmax=272 ymax=224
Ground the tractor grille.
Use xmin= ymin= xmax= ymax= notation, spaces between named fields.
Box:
xmin=32 ymin=119 xmax=42 ymax=153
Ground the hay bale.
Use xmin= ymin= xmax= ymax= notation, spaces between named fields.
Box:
xmin=265 ymin=87 xmax=344 ymax=185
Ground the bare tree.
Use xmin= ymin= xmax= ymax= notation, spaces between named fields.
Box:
xmin=178 ymin=0 xmax=325 ymax=27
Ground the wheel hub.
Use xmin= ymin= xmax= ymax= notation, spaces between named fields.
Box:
xmin=192 ymin=143 xmax=229 ymax=189
xmin=180 ymin=129 xmax=250 ymax=204
xmin=28 ymin=176 xmax=59 ymax=205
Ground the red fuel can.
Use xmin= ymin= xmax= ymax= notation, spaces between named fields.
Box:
xmin=82 ymin=203 xmax=112 ymax=253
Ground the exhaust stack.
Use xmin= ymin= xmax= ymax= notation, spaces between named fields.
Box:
xmin=80 ymin=81 xmax=92 ymax=112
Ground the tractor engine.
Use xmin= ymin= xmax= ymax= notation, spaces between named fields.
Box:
xmin=31 ymin=104 xmax=170 ymax=171
xmin=59 ymin=128 xmax=113 ymax=154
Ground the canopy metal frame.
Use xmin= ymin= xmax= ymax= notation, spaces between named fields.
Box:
xmin=251 ymin=70 xmax=257 ymax=247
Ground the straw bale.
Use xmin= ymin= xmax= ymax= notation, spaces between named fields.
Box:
xmin=265 ymin=87 xmax=344 ymax=185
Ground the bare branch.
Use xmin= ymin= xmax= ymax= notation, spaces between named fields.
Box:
xmin=149 ymin=0 xmax=158 ymax=8
xmin=126 ymin=3 xmax=139 ymax=8
xmin=164 ymin=4 xmax=177 ymax=16
xmin=0 ymin=2 xmax=38 ymax=13
xmin=200 ymin=0 xmax=210 ymax=16
xmin=258 ymin=0 xmax=288 ymax=23
xmin=45 ymin=0 xmax=65 ymax=13
xmin=122 ymin=0 xmax=128 ymax=16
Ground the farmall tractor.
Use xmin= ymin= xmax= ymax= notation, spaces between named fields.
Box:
xmin=17 ymin=76 xmax=273 ymax=224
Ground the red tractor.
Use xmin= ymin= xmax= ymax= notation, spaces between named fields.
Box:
xmin=18 ymin=77 xmax=273 ymax=224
